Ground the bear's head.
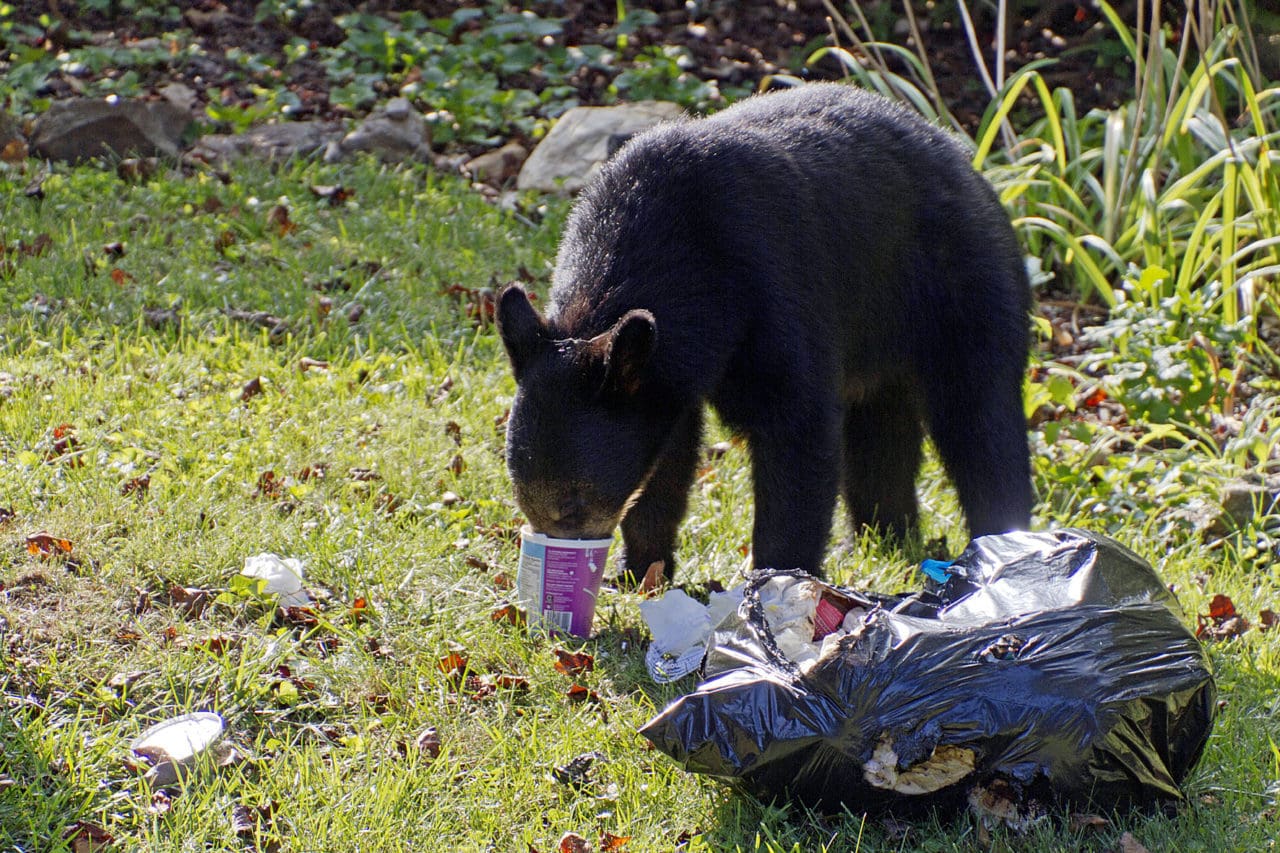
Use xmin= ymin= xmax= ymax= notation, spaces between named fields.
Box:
xmin=496 ymin=284 xmax=671 ymax=540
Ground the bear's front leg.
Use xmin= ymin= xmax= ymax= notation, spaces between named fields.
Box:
xmin=747 ymin=403 xmax=842 ymax=576
xmin=616 ymin=407 xmax=704 ymax=588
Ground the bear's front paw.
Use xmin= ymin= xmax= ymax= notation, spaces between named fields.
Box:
xmin=615 ymin=547 xmax=674 ymax=592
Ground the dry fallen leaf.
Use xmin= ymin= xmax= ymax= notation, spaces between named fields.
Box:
xmin=438 ymin=651 xmax=469 ymax=686
xmin=309 ymin=184 xmax=354 ymax=205
xmin=1069 ymin=813 xmax=1110 ymax=832
xmin=599 ymin=832 xmax=630 ymax=851
xmin=62 ymin=821 xmax=115 ymax=853
xmin=25 ymin=531 xmax=73 ymax=558
xmin=491 ymin=602 xmax=527 ymax=627
xmin=1118 ymin=831 xmax=1152 ymax=853
xmin=1259 ymin=609 xmax=1277 ymax=632
xmin=121 ymin=474 xmax=151 ymax=497
xmin=416 ymin=726 xmax=441 ymax=760
xmin=553 ymin=648 xmax=594 ymax=677
xmin=640 ymin=560 xmax=666 ymax=595
xmin=558 ymin=832 xmax=591 ymax=853
xmin=266 ymin=203 xmax=295 ymax=236
xmin=241 ymin=376 xmax=265 ymax=402
xmin=1198 ymin=593 xmax=1250 ymax=640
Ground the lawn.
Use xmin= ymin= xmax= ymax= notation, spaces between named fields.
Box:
xmin=0 ymin=147 xmax=1276 ymax=853
xmin=2 ymin=2 xmax=1280 ymax=847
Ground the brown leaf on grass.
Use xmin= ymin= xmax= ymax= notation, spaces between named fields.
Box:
xmin=231 ymin=802 xmax=283 ymax=852
xmin=47 ymin=423 xmax=82 ymax=465
xmin=121 ymin=474 xmax=150 ymax=497
xmin=1118 ymin=832 xmax=1152 ymax=853
xmin=0 ymin=506 xmax=14 ymax=527
xmin=109 ymin=268 xmax=133 ymax=286
xmin=147 ymin=790 xmax=173 ymax=815
xmin=493 ymin=572 xmax=513 ymax=590
xmin=553 ymin=649 xmax=594 ymax=677
xmin=297 ymin=463 xmax=328 ymax=482
xmin=102 ymin=241 xmax=126 ymax=258
xmin=298 ymin=357 xmax=329 ymax=372
xmin=1069 ymin=813 xmax=1110 ymax=831
xmin=143 ymin=305 xmax=181 ymax=330
xmin=23 ymin=233 xmax=52 ymax=257
xmin=599 ymin=833 xmax=630 ymax=851
xmin=350 ymin=597 xmax=370 ymax=621
xmin=438 ymin=651 xmax=470 ymax=686
xmin=1209 ymin=593 xmax=1237 ymax=620
xmin=24 ymin=172 xmax=46 ymax=200
xmin=416 ymin=726 xmax=441 ymax=760
xmin=278 ymin=606 xmax=319 ymax=629
xmin=309 ymin=184 xmax=354 ymax=205
xmin=214 ymin=229 xmax=236 ymax=253
xmin=640 ymin=560 xmax=666 ymax=595
xmin=106 ymin=671 xmax=145 ymax=691
xmin=444 ymin=420 xmax=463 ymax=444
xmin=551 ymin=751 xmax=604 ymax=787
xmin=1260 ymin=609 xmax=1277 ymax=631
xmin=266 ymin=203 xmax=295 ymax=236
xmin=440 ymin=283 xmax=496 ymax=326
xmin=241 ymin=376 xmax=265 ymax=401
xmin=492 ymin=673 xmax=531 ymax=692
xmin=448 ymin=453 xmax=466 ymax=476
xmin=25 ymin=531 xmax=73 ymax=558
xmin=61 ymin=821 xmax=115 ymax=853
xmin=558 ymin=832 xmax=592 ymax=853
xmin=191 ymin=633 xmax=240 ymax=655
xmin=348 ymin=467 xmax=380 ymax=482
xmin=254 ymin=470 xmax=284 ymax=500
xmin=1197 ymin=593 xmax=1250 ymax=640
xmin=491 ymin=602 xmax=526 ymax=627
xmin=167 ymin=585 xmax=212 ymax=619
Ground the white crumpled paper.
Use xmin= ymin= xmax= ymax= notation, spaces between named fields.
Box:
xmin=241 ymin=553 xmax=310 ymax=607
xmin=640 ymin=586 xmax=745 ymax=683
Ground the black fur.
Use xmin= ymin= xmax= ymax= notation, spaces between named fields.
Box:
xmin=498 ymin=83 xmax=1033 ymax=582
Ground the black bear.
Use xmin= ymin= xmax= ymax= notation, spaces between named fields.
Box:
xmin=497 ymin=83 xmax=1033 ymax=583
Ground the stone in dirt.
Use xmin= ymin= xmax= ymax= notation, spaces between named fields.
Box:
xmin=31 ymin=98 xmax=192 ymax=163
xmin=463 ymin=141 xmax=529 ymax=185
xmin=325 ymin=97 xmax=431 ymax=164
xmin=517 ymin=101 xmax=685 ymax=193
xmin=187 ymin=121 xmax=345 ymax=165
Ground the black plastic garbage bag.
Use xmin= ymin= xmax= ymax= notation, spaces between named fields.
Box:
xmin=640 ymin=529 xmax=1216 ymax=815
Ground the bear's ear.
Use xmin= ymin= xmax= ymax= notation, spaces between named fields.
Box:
xmin=496 ymin=284 xmax=547 ymax=379
xmin=597 ymin=309 xmax=656 ymax=397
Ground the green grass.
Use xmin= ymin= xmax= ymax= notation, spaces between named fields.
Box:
xmin=1 ymin=151 xmax=1278 ymax=853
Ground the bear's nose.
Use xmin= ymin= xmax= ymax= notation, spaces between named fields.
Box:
xmin=555 ymin=490 xmax=586 ymax=527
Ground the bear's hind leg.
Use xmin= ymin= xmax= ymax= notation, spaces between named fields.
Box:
xmin=924 ymin=365 xmax=1032 ymax=536
xmin=841 ymin=383 xmax=924 ymax=539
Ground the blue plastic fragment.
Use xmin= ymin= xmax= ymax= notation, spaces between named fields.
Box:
xmin=920 ymin=558 xmax=955 ymax=584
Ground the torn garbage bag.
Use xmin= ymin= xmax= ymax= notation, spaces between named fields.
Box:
xmin=640 ymin=529 xmax=1216 ymax=814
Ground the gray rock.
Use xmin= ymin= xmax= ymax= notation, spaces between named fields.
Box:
xmin=463 ymin=141 xmax=529 ymax=185
xmin=0 ymin=111 xmax=22 ymax=157
xmin=1188 ymin=476 xmax=1280 ymax=538
xmin=159 ymin=82 xmax=199 ymax=114
xmin=188 ymin=121 xmax=345 ymax=165
xmin=517 ymin=101 xmax=685 ymax=193
xmin=31 ymin=98 xmax=192 ymax=163
xmin=325 ymin=97 xmax=431 ymax=163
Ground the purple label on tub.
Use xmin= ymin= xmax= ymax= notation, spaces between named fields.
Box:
xmin=517 ymin=536 xmax=610 ymax=637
